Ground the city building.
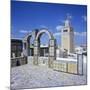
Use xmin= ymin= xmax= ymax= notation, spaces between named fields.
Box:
xmin=75 ymin=45 xmax=87 ymax=55
xmin=11 ymin=38 xmax=23 ymax=58
xmin=11 ymin=38 xmax=49 ymax=58
xmin=61 ymin=18 xmax=74 ymax=54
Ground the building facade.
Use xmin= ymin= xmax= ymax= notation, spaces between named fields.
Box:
xmin=11 ymin=38 xmax=23 ymax=58
xmin=61 ymin=18 xmax=74 ymax=54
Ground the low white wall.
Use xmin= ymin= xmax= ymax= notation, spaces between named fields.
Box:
xmin=53 ymin=60 xmax=78 ymax=74
xmin=28 ymin=56 xmax=85 ymax=75
xmin=11 ymin=56 xmax=27 ymax=67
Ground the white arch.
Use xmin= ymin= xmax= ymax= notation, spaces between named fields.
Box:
xmin=36 ymin=29 xmax=54 ymax=40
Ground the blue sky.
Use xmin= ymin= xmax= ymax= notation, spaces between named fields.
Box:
xmin=11 ymin=1 xmax=87 ymax=46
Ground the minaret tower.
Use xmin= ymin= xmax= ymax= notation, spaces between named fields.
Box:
xmin=61 ymin=16 xmax=74 ymax=54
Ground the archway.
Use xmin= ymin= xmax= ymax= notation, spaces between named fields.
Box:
xmin=33 ymin=29 xmax=56 ymax=68
xmin=23 ymin=29 xmax=39 ymax=57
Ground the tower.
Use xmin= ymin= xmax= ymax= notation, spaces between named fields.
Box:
xmin=61 ymin=18 xmax=74 ymax=54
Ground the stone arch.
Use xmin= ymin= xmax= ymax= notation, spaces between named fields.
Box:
xmin=36 ymin=29 xmax=54 ymax=40
xmin=23 ymin=30 xmax=39 ymax=56
xmin=33 ymin=28 xmax=56 ymax=68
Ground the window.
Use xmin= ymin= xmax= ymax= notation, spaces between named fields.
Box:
xmin=63 ymin=30 xmax=67 ymax=32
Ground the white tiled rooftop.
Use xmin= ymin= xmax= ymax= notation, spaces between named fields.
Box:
xmin=11 ymin=56 xmax=87 ymax=89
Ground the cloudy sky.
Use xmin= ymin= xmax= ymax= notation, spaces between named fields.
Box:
xmin=11 ymin=1 xmax=87 ymax=46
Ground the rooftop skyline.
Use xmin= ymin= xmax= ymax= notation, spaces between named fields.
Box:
xmin=11 ymin=1 xmax=87 ymax=46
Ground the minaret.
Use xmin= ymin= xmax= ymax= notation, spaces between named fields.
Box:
xmin=61 ymin=17 xmax=74 ymax=54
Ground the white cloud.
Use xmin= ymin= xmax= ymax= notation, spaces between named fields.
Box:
xmin=74 ymin=31 xmax=87 ymax=36
xmin=53 ymin=32 xmax=61 ymax=37
xmin=19 ymin=30 xmax=30 ymax=34
xmin=53 ymin=31 xmax=86 ymax=38
xmin=39 ymin=25 xmax=48 ymax=29
xmin=56 ymin=25 xmax=63 ymax=31
xmin=82 ymin=15 xmax=87 ymax=22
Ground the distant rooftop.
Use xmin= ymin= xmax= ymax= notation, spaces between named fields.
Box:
xmin=11 ymin=38 xmax=22 ymax=40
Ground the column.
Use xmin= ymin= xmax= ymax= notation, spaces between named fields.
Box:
xmin=23 ymin=41 xmax=27 ymax=56
xmin=77 ymin=54 xmax=83 ymax=75
xmin=27 ymin=37 xmax=30 ymax=56
xmin=48 ymin=39 xmax=56 ymax=68
xmin=33 ymin=40 xmax=39 ymax=65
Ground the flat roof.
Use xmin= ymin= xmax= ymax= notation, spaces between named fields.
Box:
xmin=11 ymin=38 xmax=22 ymax=40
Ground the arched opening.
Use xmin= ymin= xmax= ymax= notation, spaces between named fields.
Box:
xmin=23 ymin=30 xmax=39 ymax=57
xmin=40 ymin=33 xmax=49 ymax=57
xmin=39 ymin=33 xmax=49 ymax=65
xmin=23 ymin=29 xmax=56 ymax=67
xmin=33 ymin=29 xmax=56 ymax=68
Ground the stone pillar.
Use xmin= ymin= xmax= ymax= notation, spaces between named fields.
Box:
xmin=23 ymin=41 xmax=27 ymax=56
xmin=27 ymin=37 xmax=30 ymax=56
xmin=23 ymin=39 xmax=29 ymax=57
xmin=33 ymin=40 xmax=39 ymax=65
xmin=48 ymin=39 xmax=56 ymax=68
xmin=77 ymin=54 xmax=83 ymax=75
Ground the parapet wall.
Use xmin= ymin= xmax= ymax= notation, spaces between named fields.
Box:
xmin=11 ymin=56 xmax=27 ymax=67
xmin=52 ymin=60 xmax=78 ymax=74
